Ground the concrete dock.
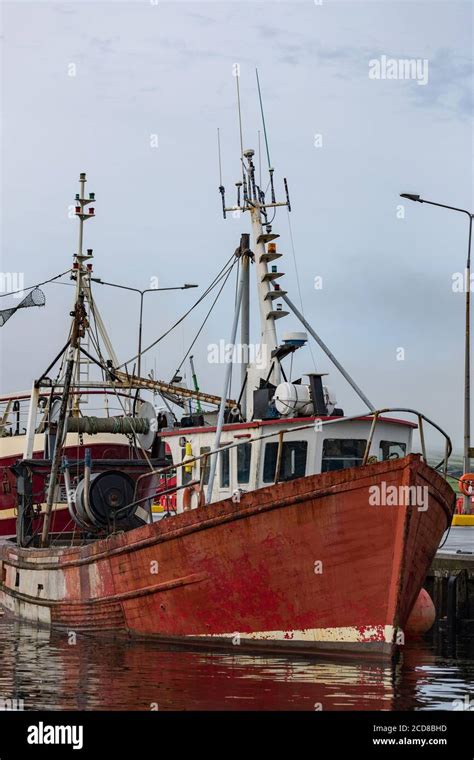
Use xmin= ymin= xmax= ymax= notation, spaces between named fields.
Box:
xmin=427 ymin=526 xmax=474 ymax=627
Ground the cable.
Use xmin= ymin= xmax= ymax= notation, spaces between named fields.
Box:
xmin=256 ymin=69 xmax=271 ymax=170
xmin=172 ymin=258 xmax=237 ymax=381
xmin=287 ymin=209 xmax=317 ymax=371
xmin=116 ymin=254 xmax=236 ymax=370
xmin=0 ymin=269 xmax=71 ymax=298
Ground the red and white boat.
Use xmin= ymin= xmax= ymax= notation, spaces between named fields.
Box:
xmin=0 ymin=140 xmax=455 ymax=659
xmin=0 ymin=391 xmax=139 ymax=536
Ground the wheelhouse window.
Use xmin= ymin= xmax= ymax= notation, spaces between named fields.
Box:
xmin=237 ymin=443 xmax=252 ymax=484
xmin=380 ymin=441 xmax=406 ymax=461
xmin=263 ymin=441 xmax=308 ymax=483
xmin=199 ymin=447 xmax=211 ymax=485
xmin=219 ymin=447 xmax=230 ymax=488
xmin=321 ymin=439 xmax=367 ymax=472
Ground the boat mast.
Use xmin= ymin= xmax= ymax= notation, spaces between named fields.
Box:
xmin=72 ymin=173 xmax=95 ymax=414
xmin=220 ymin=146 xmax=290 ymax=414
xmin=41 ymin=296 xmax=85 ymax=546
xmin=41 ymin=173 xmax=95 ymax=546
xmin=247 ymin=155 xmax=282 ymax=387
xmin=218 ymin=73 xmax=293 ymax=417
xmin=239 ymin=233 xmax=250 ymax=414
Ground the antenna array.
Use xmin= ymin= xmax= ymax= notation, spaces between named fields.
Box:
xmin=217 ymin=69 xmax=292 ymax=232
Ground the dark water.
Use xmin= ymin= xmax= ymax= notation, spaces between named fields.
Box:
xmin=0 ymin=615 xmax=473 ymax=711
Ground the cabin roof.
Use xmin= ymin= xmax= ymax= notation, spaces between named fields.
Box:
xmin=160 ymin=414 xmax=417 ymax=438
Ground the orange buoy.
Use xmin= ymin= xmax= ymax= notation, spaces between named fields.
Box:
xmin=182 ymin=483 xmax=205 ymax=511
xmin=459 ymin=473 xmax=474 ymax=496
xmin=406 ymin=588 xmax=436 ymax=635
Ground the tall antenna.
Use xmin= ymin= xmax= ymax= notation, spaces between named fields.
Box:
xmin=256 ymin=68 xmax=276 ymax=203
xmin=217 ymin=128 xmax=226 ymax=219
xmin=236 ymin=72 xmax=244 ymax=162
xmin=217 ymin=127 xmax=223 ymax=186
xmin=218 ymin=71 xmax=291 ymax=219
xmin=235 ymin=71 xmax=250 ymax=208
xmin=258 ymin=129 xmax=262 ymax=187
xmin=256 ymin=69 xmax=271 ymax=168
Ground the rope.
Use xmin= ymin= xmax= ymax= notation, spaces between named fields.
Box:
xmin=0 ymin=269 xmax=71 ymax=298
xmin=172 ymin=257 xmax=238 ymax=382
xmin=116 ymin=254 xmax=236 ymax=371
xmin=287 ymin=209 xmax=317 ymax=372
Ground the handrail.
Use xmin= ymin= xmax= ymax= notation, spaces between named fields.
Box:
xmin=129 ymin=407 xmax=453 ymax=507
xmin=361 ymin=411 xmax=380 ymax=466
xmin=69 ymin=407 xmax=452 ymax=525
xmin=49 ymin=407 xmax=454 ymax=535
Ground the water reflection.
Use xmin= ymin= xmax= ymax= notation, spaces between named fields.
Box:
xmin=0 ymin=616 xmax=472 ymax=711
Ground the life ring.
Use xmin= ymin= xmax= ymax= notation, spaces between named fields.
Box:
xmin=459 ymin=473 xmax=474 ymax=496
xmin=182 ymin=483 xmax=205 ymax=511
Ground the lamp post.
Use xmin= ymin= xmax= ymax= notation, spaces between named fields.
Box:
xmin=400 ymin=194 xmax=474 ymax=513
xmin=91 ymin=279 xmax=198 ymax=377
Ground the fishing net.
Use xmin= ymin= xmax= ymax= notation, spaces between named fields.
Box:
xmin=0 ymin=287 xmax=46 ymax=327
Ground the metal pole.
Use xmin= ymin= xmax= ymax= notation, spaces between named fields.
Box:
xmin=240 ymin=243 xmax=250 ymax=418
xmin=189 ymin=355 xmax=202 ymax=414
xmin=77 ymin=173 xmax=86 ymax=259
xmin=464 ymin=215 xmax=473 ymax=513
xmin=250 ymin=205 xmax=280 ymax=386
xmin=403 ymin=199 xmax=473 ymax=514
xmin=281 ymin=292 xmax=375 ymax=412
xmin=138 ymin=291 xmax=144 ymax=379
xmin=206 ymin=262 xmax=246 ymax=504
xmin=41 ymin=314 xmax=81 ymax=546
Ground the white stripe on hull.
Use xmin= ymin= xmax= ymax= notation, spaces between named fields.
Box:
xmin=0 ymin=432 xmax=132 ymax=459
xmin=192 ymin=625 xmax=396 ymax=644
xmin=0 ymin=590 xmax=51 ymax=626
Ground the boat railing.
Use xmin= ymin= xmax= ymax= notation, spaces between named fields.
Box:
xmin=124 ymin=407 xmax=453 ymax=516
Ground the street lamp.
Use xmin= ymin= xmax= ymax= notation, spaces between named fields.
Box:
xmin=400 ymin=193 xmax=474 ymax=513
xmin=91 ymin=278 xmax=198 ymax=377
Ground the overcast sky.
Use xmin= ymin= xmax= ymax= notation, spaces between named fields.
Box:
xmin=1 ymin=0 xmax=473 ymax=452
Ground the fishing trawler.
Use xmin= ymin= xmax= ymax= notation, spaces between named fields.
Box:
xmin=0 ymin=103 xmax=455 ymax=657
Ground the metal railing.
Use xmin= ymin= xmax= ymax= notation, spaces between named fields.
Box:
xmin=122 ymin=407 xmax=453 ymax=516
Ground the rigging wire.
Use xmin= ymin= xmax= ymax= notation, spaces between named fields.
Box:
xmin=171 ymin=257 xmax=238 ymax=382
xmin=78 ymin=287 xmax=154 ymax=466
xmin=0 ymin=269 xmax=71 ymax=298
xmin=116 ymin=253 xmax=236 ymax=370
xmin=286 ymin=209 xmax=317 ymax=372
xmin=234 ymin=254 xmax=240 ymax=307
xmin=236 ymin=73 xmax=244 ymax=163
xmin=256 ymin=69 xmax=271 ymax=170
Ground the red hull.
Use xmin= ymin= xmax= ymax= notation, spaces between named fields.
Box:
xmin=0 ymin=454 xmax=454 ymax=658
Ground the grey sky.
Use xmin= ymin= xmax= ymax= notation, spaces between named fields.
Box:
xmin=1 ymin=0 xmax=473 ymax=451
